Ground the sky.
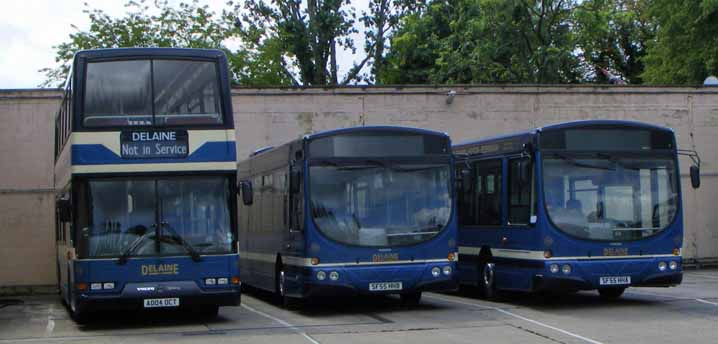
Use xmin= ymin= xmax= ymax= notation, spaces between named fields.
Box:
xmin=0 ymin=0 xmax=369 ymax=89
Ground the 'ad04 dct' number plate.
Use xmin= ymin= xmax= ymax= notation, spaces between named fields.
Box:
xmin=143 ymin=298 xmax=180 ymax=308
xmin=369 ymin=282 xmax=403 ymax=291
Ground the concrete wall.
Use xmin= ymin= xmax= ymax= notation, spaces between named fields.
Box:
xmin=1 ymin=86 xmax=717 ymax=289
xmin=0 ymin=90 xmax=60 ymax=289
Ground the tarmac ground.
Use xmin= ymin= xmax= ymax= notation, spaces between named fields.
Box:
xmin=1 ymin=269 xmax=718 ymax=344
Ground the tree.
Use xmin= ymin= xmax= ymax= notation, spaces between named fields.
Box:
xmin=572 ymin=0 xmax=653 ymax=84
xmin=238 ymin=0 xmax=359 ymax=85
xmin=40 ymin=0 xmax=291 ymax=87
xmin=641 ymin=0 xmax=718 ymax=84
xmin=381 ymin=0 xmax=584 ymax=84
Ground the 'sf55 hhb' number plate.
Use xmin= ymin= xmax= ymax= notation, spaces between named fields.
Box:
xmin=369 ymin=282 xmax=403 ymax=291
xmin=143 ymin=298 xmax=180 ymax=308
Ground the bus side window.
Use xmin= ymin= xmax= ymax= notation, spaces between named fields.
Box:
xmin=508 ymin=157 xmax=534 ymax=225
xmin=475 ymin=159 xmax=502 ymax=226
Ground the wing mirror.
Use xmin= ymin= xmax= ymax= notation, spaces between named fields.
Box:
xmin=240 ymin=181 xmax=253 ymax=205
xmin=289 ymin=170 xmax=301 ymax=194
xmin=57 ymin=198 xmax=71 ymax=221
xmin=690 ymin=165 xmax=700 ymax=189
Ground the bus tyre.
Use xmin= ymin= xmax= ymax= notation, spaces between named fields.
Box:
xmin=400 ymin=292 xmax=422 ymax=306
xmin=480 ymin=262 xmax=498 ymax=300
xmin=598 ymin=287 xmax=626 ymax=300
xmin=69 ymin=297 xmax=88 ymax=324
xmin=276 ymin=265 xmax=303 ymax=309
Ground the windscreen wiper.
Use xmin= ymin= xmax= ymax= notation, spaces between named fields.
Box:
xmin=160 ymin=222 xmax=201 ymax=262
xmin=117 ymin=231 xmax=152 ymax=265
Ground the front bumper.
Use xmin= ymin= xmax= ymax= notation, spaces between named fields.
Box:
xmin=531 ymin=257 xmax=683 ymax=292
xmin=285 ymin=262 xmax=458 ymax=298
xmin=74 ymin=281 xmax=241 ymax=312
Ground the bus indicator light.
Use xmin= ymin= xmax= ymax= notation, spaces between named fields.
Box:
xmin=75 ymin=283 xmax=88 ymax=291
xmin=448 ymin=253 xmax=456 ymax=261
xmin=231 ymin=276 xmax=241 ymax=285
xmin=543 ymin=250 xmax=553 ymax=259
xmin=311 ymin=257 xmax=320 ymax=265
xmin=673 ymin=248 xmax=680 ymax=256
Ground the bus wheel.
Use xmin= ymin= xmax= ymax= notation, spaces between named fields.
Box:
xmin=400 ymin=292 xmax=422 ymax=306
xmin=598 ymin=287 xmax=626 ymax=300
xmin=480 ymin=262 xmax=497 ymax=300
xmin=69 ymin=296 xmax=88 ymax=324
xmin=276 ymin=265 xmax=302 ymax=309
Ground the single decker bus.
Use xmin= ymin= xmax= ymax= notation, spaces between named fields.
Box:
xmin=237 ymin=126 xmax=458 ymax=306
xmin=453 ymin=120 xmax=700 ymax=299
xmin=54 ymin=48 xmax=240 ymax=322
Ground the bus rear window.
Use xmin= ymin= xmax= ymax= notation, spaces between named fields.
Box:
xmin=83 ymin=59 xmax=223 ymax=127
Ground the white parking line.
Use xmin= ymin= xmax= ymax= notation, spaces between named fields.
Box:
xmin=626 ymin=290 xmax=718 ymax=308
xmin=686 ymin=272 xmax=718 ymax=280
xmin=241 ymin=303 xmax=320 ymax=344
xmin=425 ymin=294 xmax=604 ymax=344
xmin=695 ymin=298 xmax=718 ymax=306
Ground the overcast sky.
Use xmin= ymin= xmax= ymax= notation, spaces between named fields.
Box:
xmin=0 ymin=0 xmax=368 ymax=89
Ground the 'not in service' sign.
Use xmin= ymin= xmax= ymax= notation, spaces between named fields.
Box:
xmin=120 ymin=130 xmax=189 ymax=159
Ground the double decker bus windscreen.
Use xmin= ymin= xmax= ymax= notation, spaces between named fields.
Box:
xmin=84 ymin=59 xmax=223 ymax=127
xmin=78 ymin=177 xmax=233 ymax=258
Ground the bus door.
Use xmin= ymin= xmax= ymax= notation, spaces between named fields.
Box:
xmin=286 ymin=163 xmax=305 ymax=258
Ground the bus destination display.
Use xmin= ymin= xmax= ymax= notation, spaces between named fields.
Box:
xmin=120 ymin=130 xmax=189 ymax=159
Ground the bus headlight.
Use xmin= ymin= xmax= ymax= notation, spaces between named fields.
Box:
xmin=91 ymin=283 xmax=102 ymax=291
xmin=442 ymin=266 xmax=452 ymax=276
xmin=431 ymin=267 xmax=441 ymax=277
xmin=205 ymin=278 xmax=216 ymax=285
xmin=549 ymin=264 xmax=560 ymax=274
xmin=669 ymin=261 xmax=678 ymax=270
xmin=658 ymin=262 xmax=667 ymax=271
xmin=317 ymin=271 xmax=326 ymax=280
xmin=103 ymin=282 xmax=115 ymax=290
xmin=561 ymin=264 xmax=572 ymax=275
xmin=329 ymin=271 xmax=340 ymax=281
xmin=218 ymin=278 xmax=229 ymax=285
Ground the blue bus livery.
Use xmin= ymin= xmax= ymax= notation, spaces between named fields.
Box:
xmin=453 ymin=120 xmax=700 ymax=299
xmin=237 ymin=126 xmax=458 ymax=306
xmin=54 ymin=48 xmax=240 ymax=322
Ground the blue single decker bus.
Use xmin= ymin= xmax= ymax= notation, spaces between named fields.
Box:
xmin=54 ymin=48 xmax=240 ymax=322
xmin=453 ymin=120 xmax=700 ymax=299
xmin=237 ymin=126 xmax=458 ymax=306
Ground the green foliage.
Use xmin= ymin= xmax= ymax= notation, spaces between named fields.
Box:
xmin=41 ymin=0 xmax=718 ymax=86
xmin=382 ymin=0 xmax=584 ymax=84
xmin=238 ymin=0 xmax=358 ymax=85
xmin=572 ymin=0 xmax=653 ymax=84
xmin=641 ymin=0 xmax=718 ymax=84
xmin=40 ymin=0 xmax=293 ymax=87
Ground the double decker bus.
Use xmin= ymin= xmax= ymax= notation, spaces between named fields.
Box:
xmin=54 ymin=48 xmax=240 ymax=322
xmin=453 ymin=120 xmax=700 ymax=299
xmin=237 ymin=126 xmax=458 ymax=306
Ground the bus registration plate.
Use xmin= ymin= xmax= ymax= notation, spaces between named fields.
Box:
xmin=599 ymin=276 xmax=631 ymax=285
xmin=369 ymin=282 xmax=403 ymax=291
xmin=143 ymin=298 xmax=180 ymax=308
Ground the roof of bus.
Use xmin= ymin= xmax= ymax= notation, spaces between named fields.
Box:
xmin=306 ymin=125 xmax=449 ymax=141
xmin=453 ymin=119 xmax=673 ymax=149
xmin=242 ymin=126 xmax=450 ymax=161
xmin=73 ymin=48 xmax=227 ymax=61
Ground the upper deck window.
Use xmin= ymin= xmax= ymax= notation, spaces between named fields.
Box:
xmin=83 ymin=59 xmax=223 ymax=127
